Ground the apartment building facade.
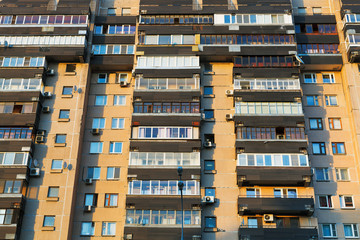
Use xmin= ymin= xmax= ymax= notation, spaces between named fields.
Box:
xmin=0 ymin=0 xmax=358 ymax=240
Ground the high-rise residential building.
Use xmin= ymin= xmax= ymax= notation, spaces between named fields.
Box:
xmin=0 ymin=0 xmax=359 ymax=240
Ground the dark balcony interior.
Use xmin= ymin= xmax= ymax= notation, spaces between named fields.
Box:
xmin=0 ymin=47 xmax=86 ymax=63
xmin=126 ymin=195 xmax=201 ymax=209
xmin=236 ymin=140 xmax=307 ymax=153
xmin=130 ymin=139 xmax=201 ymax=152
xmin=0 ymin=92 xmax=43 ymax=102
xmin=91 ymin=55 xmax=134 ymax=71
xmin=0 ymin=140 xmax=34 ymax=152
xmin=139 ymin=0 xmax=291 ymax=14
xmin=341 ymin=0 xmax=360 ymax=14
xmin=133 ymin=91 xmax=201 ymax=102
xmin=239 ymin=226 xmax=318 ymax=240
xmin=348 ymin=46 xmax=360 ymax=63
xmin=132 ymin=114 xmax=201 ymax=126
xmin=238 ymin=197 xmax=314 ymax=216
xmin=93 ymin=36 xmax=135 ymax=45
xmin=128 ymin=167 xmax=200 ymax=180
xmin=233 ymin=91 xmax=301 ymax=102
xmin=95 ymin=16 xmax=137 ymax=25
xmin=0 ymin=0 xmax=92 ymax=15
xmin=0 ymin=167 xmax=28 ymax=178
xmin=233 ymin=68 xmax=299 ymax=79
xmin=236 ymin=167 xmax=312 ymax=186
xmin=124 ymin=226 xmax=201 ymax=240
xmin=0 ymin=69 xmax=44 ymax=79
xmin=234 ymin=116 xmax=304 ymax=127
xmin=299 ymin=55 xmax=343 ymax=70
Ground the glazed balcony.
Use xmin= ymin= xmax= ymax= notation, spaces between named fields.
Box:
xmin=125 ymin=209 xmax=201 ymax=240
xmin=128 ymin=152 xmax=200 ymax=180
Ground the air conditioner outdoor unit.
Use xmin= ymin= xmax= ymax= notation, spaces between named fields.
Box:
xmin=84 ymin=205 xmax=92 ymax=212
xmin=203 ymin=141 xmax=213 ymax=148
xmin=225 ymin=90 xmax=234 ymax=96
xmin=30 ymin=168 xmax=40 ymax=177
xmin=85 ymin=178 xmax=93 ymax=185
xmin=43 ymin=92 xmax=52 ymax=98
xmin=226 ymin=114 xmax=233 ymax=121
xmin=91 ymin=128 xmax=100 ymax=135
xmin=202 ymin=196 xmax=215 ymax=203
xmin=42 ymin=106 xmax=50 ymax=113
xmin=37 ymin=130 xmax=46 ymax=136
xmin=120 ymin=80 xmax=128 ymax=87
xmin=124 ymin=234 xmax=133 ymax=240
xmin=35 ymin=136 xmax=45 ymax=143
xmin=264 ymin=214 xmax=274 ymax=222
xmin=46 ymin=69 xmax=55 ymax=76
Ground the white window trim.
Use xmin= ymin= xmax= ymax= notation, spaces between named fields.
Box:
xmin=322 ymin=73 xmax=335 ymax=84
xmin=339 ymin=195 xmax=355 ymax=209
xmin=322 ymin=223 xmax=337 ymax=238
xmin=318 ymin=195 xmax=333 ymax=209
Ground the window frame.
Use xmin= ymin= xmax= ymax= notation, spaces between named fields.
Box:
xmin=59 ymin=109 xmax=70 ymax=119
xmin=335 ymin=168 xmax=350 ymax=181
xmin=205 ymin=216 xmax=217 ymax=229
xmin=328 ymin=118 xmax=342 ymax=130
xmin=309 ymin=118 xmax=323 ymax=130
xmin=55 ymin=134 xmax=66 ymax=144
xmin=105 ymin=193 xmax=118 ymax=207
xmin=339 ymin=195 xmax=355 ymax=209
xmin=322 ymin=73 xmax=335 ymax=83
xmin=81 ymin=222 xmax=95 ymax=236
xmin=322 ymin=223 xmax=337 ymax=238
xmin=109 ymin=142 xmax=123 ymax=154
xmin=344 ymin=224 xmax=359 ymax=238
xmin=318 ymin=195 xmax=333 ymax=209
xmin=332 ymin=142 xmax=346 ymax=155
xmin=315 ymin=168 xmax=329 ymax=181
xmin=312 ymin=142 xmax=326 ymax=155
xmin=90 ymin=142 xmax=103 ymax=154
xmin=325 ymin=95 xmax=338 ymax=106
xmin=43 ymin=215 xmax=55 ymax=227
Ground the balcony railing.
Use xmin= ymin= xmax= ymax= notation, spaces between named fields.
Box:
xmin=129 ymin=152 xmax=200 ymax=167
xmin=133 ymin=102 xmax=200 ymax=114
xmin=234 ymin=79 xmax=300 ymax=90
xmin=237 ymin=153 xmax=309 ymax=167
xmin=235 ymin=102 xmax=303 ymax=115
xmin=200 ymin=34 xmax=295 ymax=45
xmin=13 ymin=15 xmax=88 ymax=25
xmin=126 ymin=209 xmax=201 ymax=226
xmin=234 ymin=56 xmax=294 ymax=68
xmin=345 ymin=34 xmax=360 ymax=50
xmin=134 ymin=77 xmax=200 ymax=91
xmin=0 ymin=78 xmax=43 ymax=91
xmin=128 ymin=180 xmax=200 ymax=195
xmin=297 ymin=44 xmax=339 ymax=54
xmin=344 ymin=14 xmax=360 ymax=23
xmin=236 ymin=127 xmax=306 ymax=140
xmin=139 ymin=15 xmax=213 ymax=25
xmin=239 ymin=225 xmax=317 ymax=229
xmin=0 ymin=152 xmax=30 ymax=166
xmin=0 ymin=128 xmax=33 ymax=140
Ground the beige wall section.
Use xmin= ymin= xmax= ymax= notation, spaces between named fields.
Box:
xmin=201 ymin=63 xmax=238 ymax=239
xmin=71 ymin=72 xmax=133 ymax=239
xmin=20 ymin=63 xmax=90 ymax=240
xmin=291 ymin=0 xmax=333 ymax=15
xmin=98 ymin=0 xmax=139 ymax=16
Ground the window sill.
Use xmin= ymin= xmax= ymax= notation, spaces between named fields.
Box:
xmin=204 ymin=72 xmax=215 ymax=75
xmin=340 ymin=207 xmax=355 ymax=210
xmin=204 ymin=170 xmax=217 ymax=174
xmin=204 ymin=227 xmax=217 ymax=232
xmin=104 ymin=206 xmax=118 ymax=208
xmin=61 ymin=95 xmax=73 ymax=98
xmin=58 ymin=118 xmax=70 ymax=122
xmin=54 ymin=143 xmax=66 ymax=147
xmin=64 ymin=72 xmax=76 ymax=76
xmin=203 ymin=118 xmax=215 ymax=122
xmin=46 ymin=197 xmax=59 ymax=202
xmin=102 ymin=235 xmax=116 ymax=237
xmin=41 ymin=226 xmax=55 ymax=231
xmin=106 ymin=179 xmax=120 ymax=181
xmin=204 ymin=94 xmax=215 ymax=98
xmin=50 ymin=169 xmax=63 ymax=173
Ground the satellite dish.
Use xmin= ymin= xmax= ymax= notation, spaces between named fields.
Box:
xmin=33 ymin=159 xmax=39 ymax=167
xmin=63 ymin=161 xmax=67 ymax=169
xmin=73 ymin=86 xmax=77 ymax=92
xmin=77 ymin=88 xmax=82 ymax=93
xmin=67 ymin=164 xmax=73 ymax=170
